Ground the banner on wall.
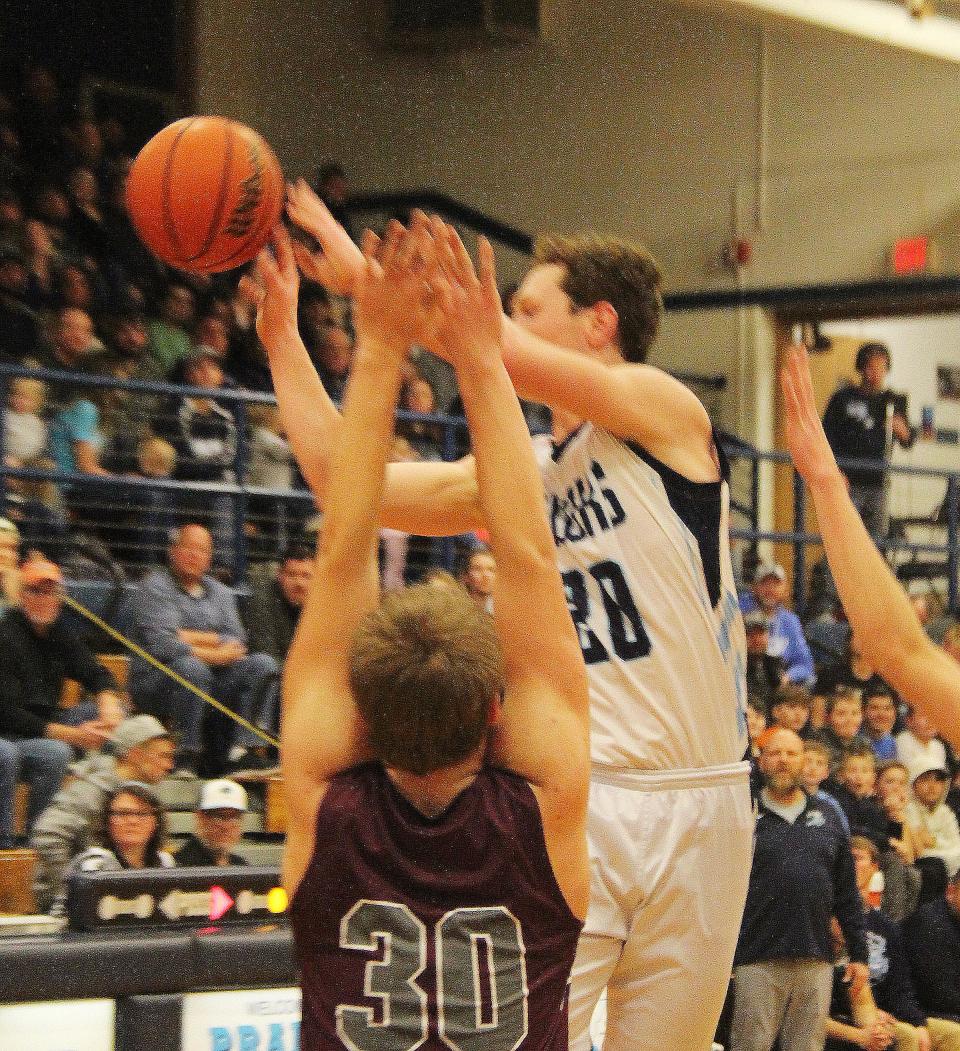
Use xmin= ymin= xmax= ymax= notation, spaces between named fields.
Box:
xmin=0 ymin=998 xmax=115 ymax=1050
xmin=181 ymin=987 xmax=301 ymax=1051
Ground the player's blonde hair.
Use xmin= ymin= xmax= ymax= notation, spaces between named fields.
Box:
xmin=534 ymin=234 xmax=663 ymax=363
xmin=349 ymin=582 xmax=505 ymax=776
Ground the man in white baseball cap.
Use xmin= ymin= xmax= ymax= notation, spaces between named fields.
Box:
xmin=174 ymin=778 xmax=249 ymax=867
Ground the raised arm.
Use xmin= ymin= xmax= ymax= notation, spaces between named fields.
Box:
xmin=433 ymin=226 xmax=589 ymax=907
xmin=782 ymin=344 xmax=960 ymax=748
xmin=251 ymin=221 xmax=482 ymax=536
xmin=280 ymin=231 xmax=425 ymax=891
xmin=500 ymin=315 xmax=715 ymax=472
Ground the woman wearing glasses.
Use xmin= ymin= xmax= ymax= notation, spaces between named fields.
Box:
xmin=52 ymin=780 xmax=174 ymax=913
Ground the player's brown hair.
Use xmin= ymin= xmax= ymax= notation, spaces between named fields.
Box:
xmin=349 ymin=583 xmax=505 ymax=775
xmin=533 ymin=235 xmax=663 ymax=363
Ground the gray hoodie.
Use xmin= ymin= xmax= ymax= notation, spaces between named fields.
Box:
xmin=29 ymin=753 xmax=123 ymax=912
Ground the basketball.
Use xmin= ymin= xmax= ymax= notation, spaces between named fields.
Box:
xmin=125 ymin=116 xmax=284 ymax=274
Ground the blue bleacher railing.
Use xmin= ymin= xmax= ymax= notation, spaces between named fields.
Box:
xmin=2 ymin=363 xmax=958 ymax=616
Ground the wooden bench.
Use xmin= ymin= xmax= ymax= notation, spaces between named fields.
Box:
xmin=0 ymin=849 xmax=36 ymax=914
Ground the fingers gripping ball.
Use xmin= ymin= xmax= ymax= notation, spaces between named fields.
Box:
xmin=126 ymin=116 xmax=284 ymax=273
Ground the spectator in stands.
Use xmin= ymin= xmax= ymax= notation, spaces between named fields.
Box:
xmin=4 ymin=455 xmax=69 ymax=562
xmin=247 ymin=402 xmax=296 ymax=552
xmin=147 ymin=283 xmax=195 ymax=376
xmin=0 ymin=243 xmax=42 ymax=360
xmin=243 ymin=542 xmax=313 ymax=670
xmin=462 ymin=545 xmax=496 ymax=613
xmin=22 ymin=217 xmax=58 ymax=311
xmin=174 ymin=778 xmax=249 ymax=867
xmin=877 ymin=759 xmax=911 ymax=800
xmin=313 ymin=161 xmax=355 ymax=242
xmin=815 ymin=688 xmax=872 ymax=771
xmin=30 ymin=713 xmax=174 ymax=910
xmin=908 ymin=761 xmax=960 ymax=881
xmin=398 ymin=374 xmax=444 ymax=461
xmin=802 ymin=739 xmax=850 ymax=833
xmin=112 ymin=437 xmax=178 ymax=572
xmin=833 ymin=745 xmax=889 ymax=851
xmin=5 ymin=376 xmax=47 ymax=465
xmin=863 ymin=684 xmax=900 ymax=762
xmin=815 ymin=633 xmax=886 ymax=704
xmin=825 ymin=835 xmax=954 ymax=1051
xmin=160 ymin=349 xmax=238 ymax=564
xmin=0 ymin=557 xmax=126 ymax=848
xmin=746 ymin=694 xmax=768 ymax=754
xmin=745 ymin=611 xmax=788 ymax=713
xmin=770 ymin=683 xmax=813 ymax=738
xmin=314 ymin=322 xmax=354 ymax=403
xmin=822 ymin=341 xmax=914 ymax=541
xmin=904 ymin=868 xmax=960 ymax=1030
xmin=897 ymin=706 xmax=950 ymax=783
xmin=57 ymin=780 xmax=175 ymax=910
xmin=28 ymin=305 xmax=98 ymax=377
xmin=730 ymin=727 xmax=868 ymax=1051
xmin=0 ymin=517 xmax=20 ymax=611
xmin=740 ymin=562 xmax=816 ymax=685
xmin=127 ymin=524 xmax=278 ymax=778
xmin=805 ymin=599 xmax=853 ymax=674
xmin=48 ymin=380 xmax=111 ymax=479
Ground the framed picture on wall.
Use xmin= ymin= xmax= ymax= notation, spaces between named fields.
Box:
xmin=937 ymin=366 xmax=960 ymax=401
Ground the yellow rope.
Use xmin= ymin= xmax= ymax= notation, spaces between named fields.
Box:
xmin=63 ymin=593 xmax=280 ymax=749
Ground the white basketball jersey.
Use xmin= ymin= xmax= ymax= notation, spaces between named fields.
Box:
xmin=538 ymin=423 xmax=749 ymax=771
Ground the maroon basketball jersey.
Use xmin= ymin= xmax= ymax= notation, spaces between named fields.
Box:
xmin=290 ymin=763 xmax=583 ymax=1051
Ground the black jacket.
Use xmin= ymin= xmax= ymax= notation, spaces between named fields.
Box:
xmin=735 ymin=792 xmax=867 ymax=968
xmin=173 ymin=834 xmax=248 ymax=868
xmin=822 ymin=384 xmax=914 ymax=485
xmin=0 ymin=608 xmax=116 ymax=739
xmin=904 ymin=897 xmax=960 ymax=1022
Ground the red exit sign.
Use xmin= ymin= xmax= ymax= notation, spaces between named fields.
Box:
xmin=891 ymin=235 xmax=930 ymax=275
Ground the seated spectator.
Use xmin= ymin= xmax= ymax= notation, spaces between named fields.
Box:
xmin=802 ymin=739 xmax=850 ymax=834
xmin=833 ymin=745 xmax=889 ymax=851
xmin=159 ymin=349 xmax=238 ymax=565
xmin=876 ymin=762 xmax=920 ymax=867
xmin=48 ymin=383 xmax=110 ymax=478
xmin=4 ymin=376 xmax=47 ymax=464
xmin=111 ymin=437 xmax=178 ymax=572
xmin=246 ymin=402 xmax=297 ymax=554
xmin=904 ymin=867 xmax=960 ymax=1027
xmin=242 ymin=542 xmax=313 ymax=671
xmin=0 ymin=243 xmax=42 ymax=361
xmin=126 ymin=524 xmax=278 ymax=777
xmin=30 ymin=714 xmax=174 ymax=911
xmin=804 ymin=599 xmax=852 ymax=673
xmin=863 ymin=684 xmax=899 ymax=762
xmin=770 ymin=683 xmax=813 ymax=739
xmin=0 ymin=559 xmax=124 ymax=848
xmin=746 ymin=695 xmax=768 ymax=757
xmin=815 ymin=633 xmax=887 ymax=708
xmin=461 ymin=545 xmax=495 ymax=613
xmin=907 ymin=761 xmax=960 ymax=882
xmin=4 ymin=455 xmax=69 ymax=562
xmin=398 ymin=374 xmax=444 ymax=461
xmin=897 ymin=706 xmax=950 ymax=784
xmin=146 ymin=282 xmax=195 ymax=376
xmin=877 ymin=760 xmax=912 ymax=801
xmin=56 ymin=780 xmax=175 ymax=913
xmin=174 ymin=778 xmax=249 ymax=867
xmin=314 ymin=322 xmax=353 ymax=402
xmin=814 ymin=688 xmax=872 ymax=772
xmin=0 ymin=516 xmax=20 ymax=611
xmin=825 ymin=836 xmax=956 ymax=1051
xmin=745 ymin=611 xmax=788 ymax=714
xmin=739 ymin=561 xmax=815 ymax=686
xmin=26 ymin=305 xmax=97 ymax=380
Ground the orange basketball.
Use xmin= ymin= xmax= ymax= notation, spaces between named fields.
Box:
xmin=125 ymin=116 xmax=284 ymax=274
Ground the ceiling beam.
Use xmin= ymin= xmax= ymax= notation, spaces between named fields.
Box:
xmin=672 ymin=0 xmax=960 ymax=63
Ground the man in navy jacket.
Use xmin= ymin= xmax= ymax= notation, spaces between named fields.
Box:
xmin=904 ymin=868 xmax=960 ymax=1027
xmin=731 ymin=727 xmax=869 ymax=1051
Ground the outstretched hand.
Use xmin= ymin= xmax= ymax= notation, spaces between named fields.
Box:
xmin=239 ymin=225 xmax=301 ymax=351
xmin=351 ymin=216 xmax=448 ymax=361
xmin=423 ymin=219 xmax=503 ymax=368
xmin=286 ymin=179 xmax=364 ymax=296
xmin=781 ymin=344 xmax=844 ymax=489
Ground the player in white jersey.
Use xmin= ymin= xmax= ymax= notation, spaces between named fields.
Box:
xmin=250 ymin=193 xmax=753 ymax=1051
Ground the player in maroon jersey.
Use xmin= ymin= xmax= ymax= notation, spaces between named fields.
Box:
xmin=265 ymin=220 xmax=590 ymax=1050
